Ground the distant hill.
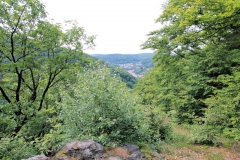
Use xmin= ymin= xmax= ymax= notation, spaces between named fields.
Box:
xmin=91 ymin=53 xmax=154 ymax=77
xmin=84 ymin=54 xmax=137 ymax=88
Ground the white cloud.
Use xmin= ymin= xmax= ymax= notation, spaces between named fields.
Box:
xmin=40 ymin=0 xmax=165 ymax=54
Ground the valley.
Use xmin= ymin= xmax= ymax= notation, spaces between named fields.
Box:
xmin=91 ymin=53 xmax=154 ymax=77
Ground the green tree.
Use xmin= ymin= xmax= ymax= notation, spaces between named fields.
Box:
xmin=138 ymin=0 xmax=240 ymax=138
xmin=0 ymin=0 xmax=95 ymax=157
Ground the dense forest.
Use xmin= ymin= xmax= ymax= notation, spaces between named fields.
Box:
xmin=137 ymin=0 xmax=240 ymax=140
xmin=0 ymin=0 xmax=240 ymax=159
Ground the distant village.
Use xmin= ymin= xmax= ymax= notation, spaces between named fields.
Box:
xmin=91 ymin=53 xmax=154 ymax=78
xmin=118 ymin=63 xmax=147 ymax=78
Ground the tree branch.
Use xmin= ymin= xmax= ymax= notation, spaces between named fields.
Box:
xmin=10 ymin=4 xmax=28 ymax=63
xmin=0 ymin=86 xmax=11 ymax=103
xmin=38 ymin=73 xmax=52 ymax=111
xmin=38 ymin=67 xmax=64 ymax=111
xmin=16 ymin=69 xmax=23 ymax=102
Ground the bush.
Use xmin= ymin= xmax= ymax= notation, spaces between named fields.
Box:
xmin=0 ymin=137 xmax=39 ymax=159
xmin=35 ymin=66 xmax=172 ymax=152
xmin=185 ymin=124 xmax=219 ymax=145
xmin=56 ymin=67 xmax=145 ymax=146
xmin=144 ymin=107 xmax=172 ymax=142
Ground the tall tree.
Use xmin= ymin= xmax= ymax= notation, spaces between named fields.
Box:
xmin=138 ymin=0 xmax=240 ymax=133
xmin=0 ymin=0 xmax=95 ymax=139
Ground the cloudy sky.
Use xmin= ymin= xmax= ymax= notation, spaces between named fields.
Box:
xmin=40 ymin=0 xmax=165 ymax=54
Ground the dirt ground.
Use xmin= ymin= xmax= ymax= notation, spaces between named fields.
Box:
xmin=161 ymin=143 xmax=240 ymax=160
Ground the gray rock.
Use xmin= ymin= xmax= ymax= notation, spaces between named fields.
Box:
xmin=107 ymin=156 xmax=122 ymax=160
xmin=123 ymin=144 xmax=146 ymax=160
xmin=57 ymin=139 xmax=104 ymax=160
xmin=27 ymin=140 xmax=163 ymax=160
xmin=26 ymin=154 xmax=48 ymax=160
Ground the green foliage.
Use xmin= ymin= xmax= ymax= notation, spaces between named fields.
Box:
xmin=2 ymin=0 xmax=240 ymax=159
xmin=188 ymin=125 xmax=218 ymax=146
xmin=0 ymin=137 xmax=39 ymax=159
xmin=143 ymin=106 xmax=172 ymax=142
xmin=135 ymin=0 xmax=240 ymax=142
xmin=35 ymin=66 xmax=172 ymax=150
xmin=110 ymin=67 xmax=137 ymax=89
xmin=136 ymin=142 xmax=156 ymax=159
xmin=204 ymin=68 xmax=240 ymax=140
xmin=0 ymin=0 xmax=95 ymax=158
xmin=54 ymin=67 xmax=145 ymax=146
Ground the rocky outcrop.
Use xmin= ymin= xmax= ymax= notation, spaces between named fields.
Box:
xmin=55 ymin=140 xmax=104 ymax=160
xmin=27 ymin=140 xmax=163 ymax=160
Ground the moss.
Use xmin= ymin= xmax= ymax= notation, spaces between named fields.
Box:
xmin=55 ymin=148 xmax=72 ymax=159
xmin=136 ymin=142 xmax=157 ymax=160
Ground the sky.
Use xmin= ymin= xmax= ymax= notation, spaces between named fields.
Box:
xmin=40 ymin=0 xmax=165 ymax=54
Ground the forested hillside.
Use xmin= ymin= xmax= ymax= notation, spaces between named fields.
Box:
xmin=92 ymin=53 xmax=153 ymax=65
xmin=136 ymin=0 xmax=240 ymax=143
xmin=92 ymin=53 xmax=154 ymax=77
xmin=94 ymin=59 xmax=137 ymax=88
xmin=1 ymin=0 xmax=240 ymax=159
xmin=134 ymin=0 xmax=240 ymax=158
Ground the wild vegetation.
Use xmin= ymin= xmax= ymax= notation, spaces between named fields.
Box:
xmin=0 ymin=0 xmax=240 ymax=159
xmin=137 ymin=0 xmax=240 ymax=142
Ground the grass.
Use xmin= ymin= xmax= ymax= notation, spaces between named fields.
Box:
xmin=204 ymin=152 xmax=225 ymax=160
xmin=136 ymin=142 xmax=157 ymax=159
xmin=153 ymin=124 xmax=240 ymax=160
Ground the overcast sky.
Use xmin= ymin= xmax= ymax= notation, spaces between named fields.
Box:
xmin=40 ymin=0 xmax=165 ymax=54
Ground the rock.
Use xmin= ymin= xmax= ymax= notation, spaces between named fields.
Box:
xmin=107 ymin=157 xmax=122 ymax=160
xmin=152 ymin=150 xmax=165 ymax=160
xmin=123 ymin=144 xmax=146 ymax=160
xmin=27 ymin=140 xmax=163 ymax=160
xmin=55 ymin=139 xmax=104 ymax=160
xmin=26 ymin=154 xmax=48 ymax=160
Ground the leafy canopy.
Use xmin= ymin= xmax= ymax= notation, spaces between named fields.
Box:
xmin=0 ymin=0 xmax=95 ymax=158
xmin=136 ymin=0 xmax=240 ymax=141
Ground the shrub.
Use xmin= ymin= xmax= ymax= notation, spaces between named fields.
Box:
xmin=56 ymin=67 xmax=145 ymax=146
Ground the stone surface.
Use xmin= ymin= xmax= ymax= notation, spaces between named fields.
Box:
xmin=26 ymin=154 xmax=48 ymax=160
xmin=55 ymin=139 xmax=104 ymax=160
xmin=27 ymin=140 xmax=163 ymax=160
xmin=123 ymin=144 xmax=146 ymax=160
